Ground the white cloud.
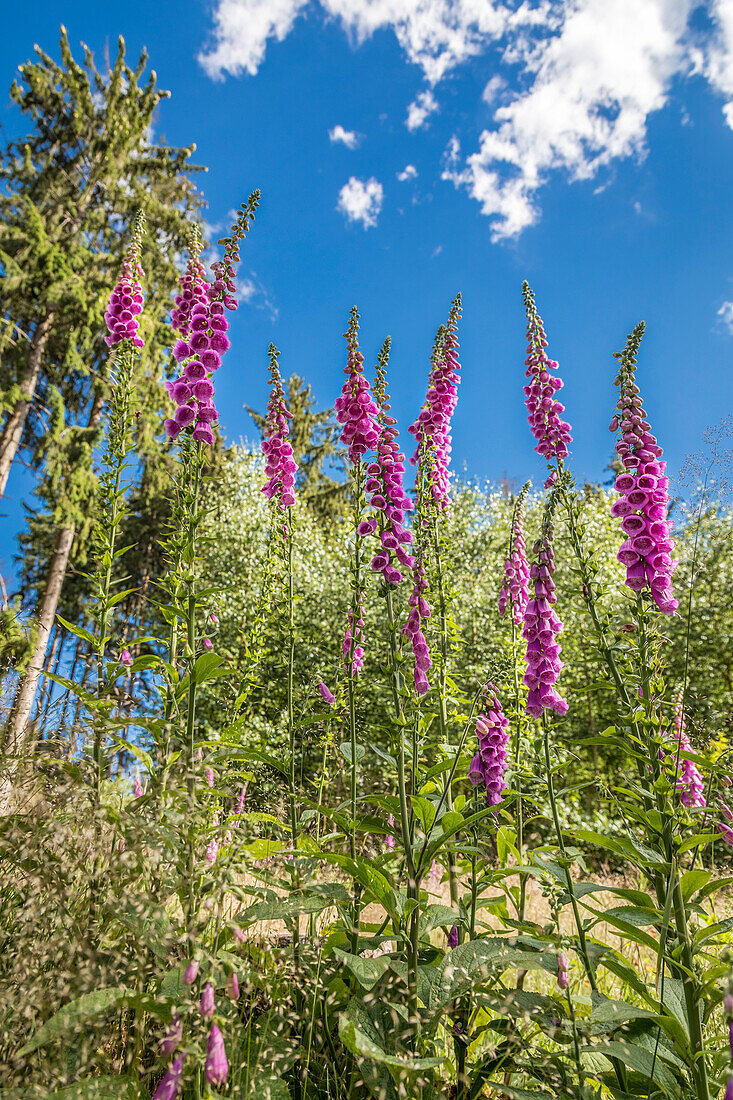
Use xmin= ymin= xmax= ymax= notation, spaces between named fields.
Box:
xmin=397 ymin=163 xmax=418 ymax=181
xmin=329 ymin=124 xmax=361 ymax=148
xmin=406 ymin=89 xmax=439 ymax=131
xmin=198 ymin=0 xmax=540 ymax=83
xmin=718 ymin=300 xmax=733 ymax=333
xmin=199 ymin=0 xmax=733 ymax=239
xmin=337 ymin=176 xmax=384 ymax=228
xmin=444 ymin=0 xmax=695 ymax=239
xmin=482 ymin=74 xmax=506 ymax=105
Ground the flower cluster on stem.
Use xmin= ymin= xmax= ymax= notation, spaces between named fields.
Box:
xmin=103 ymin=213 xmax=145 ymax=349
xmin=335 ymin=306 xmax=380 ymax=463
xmin=610 ymin=323 xmax=678 ymax=613
xmin=408 ymin=295 xmax=462 ymax=510
xmin=261 ymin=345 xmax=298 ymax=508
xmin=468 ymin=683 xmax=510 ymax=806
xmin=499 ymin=482 xmax=531 ymax=625
xmin=523 ymin=494 xmax=568 ymax=717
xmin=164 ymin=193 xmax=260 ymax=445
xmin=522 ymin=282 xmax=572 ymax=461
xmin=665 ymin=698 xmax=706 ymax=808
xmin=363 ymin=338 xmax=415 ymax=585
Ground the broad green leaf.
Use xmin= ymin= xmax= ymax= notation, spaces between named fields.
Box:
xmin=333 ymin=949 xmax=391 ymax=990
xmin=338 ymin=1011 xmax=441 ymax=1072
xmin=18 ymin=988 xmax=132 ymax=1056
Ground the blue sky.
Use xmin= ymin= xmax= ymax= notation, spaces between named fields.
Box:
xmin=1 ymin=0 xmax=732 ymax=585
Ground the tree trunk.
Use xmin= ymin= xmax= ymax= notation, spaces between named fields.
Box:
xmin=0 ymin=524 xmax=75 ymax=811
xmin=35 ymin=626 xmax=63 ymax=734
xmin=0 ymin=308 xmax=56 ymax=498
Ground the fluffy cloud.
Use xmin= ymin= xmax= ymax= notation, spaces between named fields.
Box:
xmin=329 ymin=124 xmax=361 ymax=148
xmin=200 ymin=0 xmax=733 ymax=238
xmin=337 ymin=176 xmax=384 ymax=228
xmin=718 ymin=300 xmax=733 ymax=333
xmin=397 ymin=164 xmax=418 ymax=181
xmin=198 ymin=0 xmax=550 ymax=82
xmin=444 ymin=0 xmax=695 ymax=239
xmin=406 ymin=89 xmax=438 ymax=131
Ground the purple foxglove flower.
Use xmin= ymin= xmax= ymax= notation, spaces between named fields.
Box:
xmin=523 ymin=507 xmax=568 ymax=718
xmin=663 ymin=700 xmax=706 ymax=808
xmin=318 ymin=681 xmax=336 ymax=705
xmin=209 ymin=611 xmax=219 ymax=624
xmin=104 ymin=215 xmax=146 ymax=349
xmin=152 ymin=1053 xmax=184 ymax=1100
xmin=386 ymin=813 xmax=395 ymax=852
xmin=366 ymin=339 xmax=415 ymax=587
xmin=202 ymin=637 xmax=214 ymax=652
xmin=205 ymin=1023 xmax=228 ymax=1087
xmin=402 ymin=554 xmax=432 ymax=695
xmin=334 ymin=307 xmax=380 ymax=464
xmin=120 ymin=648 xmax=133 ymax=667
xmin=521 ymin=283 xmax=572 ymax=462
xmin=206 ymin=836 xmax=220 ymax=864
xmin=182 ymin=958 xmax=199 ymax=985
xmin=726 ymin=1077 xmax=733 ymax=1100
xmin=133 ymin=774 xmax=143 ymax=798
xmin=610 ymin=324 xmax=678 ymax=613
xmin=343 ymin=606 xmax=365 ymax=676
xmin=205 ymin=767 xmax=215 ymax=788
xmin=160 ymin=1016 xmax=182 ymax=1056
xmin=469 ymin=687 xmax=510 ymax=807
xmin=226 ymin=971 xmax=240 ymax=1001
xmin=261 ymin=345 xmax=299 ymax=508
xmin=200 ymin=982 xmax=215 ymax=1018
xmin=236 ymin=785 xmax=247 ymax=815
xmin=447 ymin=924 xmax=458 ymax=949
xmin=165 ymin=208 xmax=255 ymax=444
xmin=557 ymin=952 xmax=570 ymax=990
xmin=499 ymin=486 xmax=530 ymax=626
xmin=408 ymin=296 xmax=462 ymax=510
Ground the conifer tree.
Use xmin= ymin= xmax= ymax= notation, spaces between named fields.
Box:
xmin=0 ymin=27 xmax=203 ymax=496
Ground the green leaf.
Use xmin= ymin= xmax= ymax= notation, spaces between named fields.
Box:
xmin=18 ymin=988 xmax=133 ymax=1056
xmin=249 ymin=1080 xmax=290 ymax=1100
xmin=340 ymin=741 xmax=365 ymax=765
xmin=56 ymin=616 xmax=96 ymax=645
xmin=338 ymin=1008 xmax=442 ymax=1072
xmin=680 ymin=869 xmax=711 ymax=901
xmin=333 ymin=949 xmax=391 ymax=990
xmin=583 ymin=1040 xmax=683 ymax=1095
xmin=420 ymin=905 xmax=459 ymax=936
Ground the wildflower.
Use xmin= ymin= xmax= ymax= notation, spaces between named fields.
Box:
xmin=523 ymin=499 xmax=568 ymax=718
xmin=205 ymin=1023 xmax=229 ymax=1087
xmin=104 ymin=212 xmax=146 ymax=349
xmin=334 ymin=307 xmax=380 ymax=464
xmin=165 ymin=198 xmax=258 ymax=444
xmin=402 ymin=553 xmax=432 ymax=695
xmin=557 ymin=952 xmax=570 ymax=990
xmin=261 ymin=345 xmax=299 ymax=507
xmin=447 ymin=925 xmax=459 ymax=949
xmin=408 ymin=296 xmax=462 ymax=510
xmin=226 ymin=971 xmax=240 ymax=1001
xmin=205 ymin=767 xmax=215 ymax=788
xmin=153 ymin=1053 xmax=185 ymax=1100
xmin=610 ymin=323 xmax=678 ymax=613
xmin=499 ymin=485 xmax=531 ymax=625
xmin=209 ymin=611 xmax=219 ymax=624
xmin=468 ymin=685 xmax=510 ymax=807
xmin=386 ymin=813 xmax=395 ymax=852
xmin=182 ymin=959 xmax=199 ymax=985
xmin=521 ymin=282 xmax=572 ymax=462
xmin=120 ymin=648 xmax=133 ymax=667
xmin=202 ymin=637 xmax=214 ymax=651
xmin=200 ymin=982 xmax=215 ymax=1018
xmin=160 ymin=1017 xmax=183 ymax=1056
xmin=319 ymin=681 xmax=336 ymax=706
xmin=236 ymin=785 xmax=247 ymax=815
xmin=343 ymin=606 xmax=365 ymax=675
xmin=666 ymin=699 xmax=706 ymax=808
xmin=206 ymin=835 xmax=220 ymax=864
xmin=232 ymin=925 xmax=246 ymax=943
xmin=367 ymin=338 xmax=415 ymax=586
xmin=133 ymin=773 xmax=143 ymax=798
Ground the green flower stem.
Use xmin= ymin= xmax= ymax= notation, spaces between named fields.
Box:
xmin=285 ymin=518 xmax=301 ymax=970
xmin=184 ymin=444 xmax=204 ymax=943
xmin=431 ymin=521 xmax=458 ymax=908
xmin=561 ymin=479 xmax=708 ymax=1097
xmin=347 ymin=460 xmax=364 ymax=955
xmin=542 ymin=716 xmax=597 ymax=992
